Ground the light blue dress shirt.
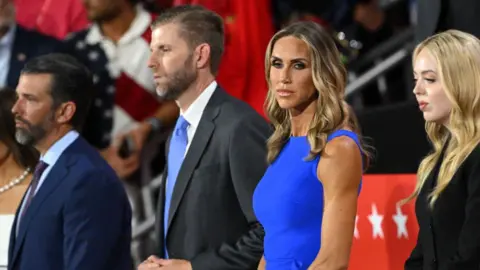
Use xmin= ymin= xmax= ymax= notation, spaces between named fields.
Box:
xmin=16 ymin=130 xmax=79 ymax=234
xmin=0 ymin=24 xmax=16 ymax=88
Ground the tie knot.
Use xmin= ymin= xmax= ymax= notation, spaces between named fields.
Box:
xmin=34 ymin=161 xmax=49 ymax=179
xmin=175 ymin=116 xmax=189 ymax=133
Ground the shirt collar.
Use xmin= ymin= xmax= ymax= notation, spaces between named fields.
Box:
xmin=182 ymin=81 xmax=217 ymax=128
xmin=41 ymin=130 xmax=79 ymax=166
xmin=86 ymin=5 xmax=151 ymax=45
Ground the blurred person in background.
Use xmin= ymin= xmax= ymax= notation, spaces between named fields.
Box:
xmin=63 ymin=0 xmax=179 ymax=179
xmin=63 ymin=1 xmax=179 ymax=262
xmin=340 ymin=0 xmax=410 ymax=106
xmin=14 ymin=0 xmax=176 ymax=40
xmin=138 ymin=5 xmax=270 ymax=270
xmin=8 ymin=53 xmax=132 ymax=270
xmin=13 ymin=0 xmax=89 ymax=39
xmin=0 ymin=89 xmax=37 ymax=269
xmin=271 ymin=0 xmax=336 ymax=29
xmin=404 ymin=30 xmax=480 ymax=269
xmin=0 ymin=0 xmax=60 ymax=89
xmin=253 ymin=21 xmax=368 ymax=270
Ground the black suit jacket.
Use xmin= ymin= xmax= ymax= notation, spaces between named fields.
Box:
xmin=155 ymin=87 xmax=271 ymax=270
xmin=405 ymin=143 xmax=480 ymax=270
xmin=415 ymin=0 xmax=480 ymax=42
xmin=6 ymin=25 xmax=61 ymax=88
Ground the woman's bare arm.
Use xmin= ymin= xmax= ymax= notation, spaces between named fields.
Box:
xmin=308 ymin=136 xmax=362 ymax=270
xmin=258 ymin=255 xmax=266 ymax=270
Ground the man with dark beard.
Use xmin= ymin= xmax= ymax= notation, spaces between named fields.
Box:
xmin=8 ymin=53 xmax=132 ymax=270
xmin=138 ymin=5 xmax=271 ymax=270
xmin=62 ymin=0 xmax=179 ymax=179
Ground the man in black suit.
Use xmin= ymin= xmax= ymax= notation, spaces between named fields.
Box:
xmin=0 ymin=0 xmax=60 ymax=89
xmin=138 ymin=5 xmax=271 ymax=270
xmin=415 ymin=0 xmax=480 ymax=42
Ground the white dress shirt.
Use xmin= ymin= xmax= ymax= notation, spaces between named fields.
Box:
xmin=181 ymin=80 xmax=217 ymax=153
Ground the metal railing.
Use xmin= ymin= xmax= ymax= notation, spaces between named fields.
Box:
xmin=346 ymin=42 xmax=414 ymax=98
xmin=346 ymin=27 xmax=414 ymax=99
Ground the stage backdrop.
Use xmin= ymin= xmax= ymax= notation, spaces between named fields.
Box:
xmin=350 ymin=174 xmax=418 ymax=270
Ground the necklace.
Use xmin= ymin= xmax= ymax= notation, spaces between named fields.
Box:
xmin=0 ymin=168 xmax=31 ymax=194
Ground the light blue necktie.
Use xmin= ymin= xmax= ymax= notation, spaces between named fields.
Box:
xmin=164 ymin=115 xmax=189 ymax=258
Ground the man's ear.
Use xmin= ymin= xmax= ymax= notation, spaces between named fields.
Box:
xmin=195 ymin=43 xmax=211 ymax=70
xmin=55 ymin=101 xmax=76 ymax=125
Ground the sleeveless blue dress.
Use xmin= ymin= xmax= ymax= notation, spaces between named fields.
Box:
xmin=253 ymin=130 xmax=362 ymax=270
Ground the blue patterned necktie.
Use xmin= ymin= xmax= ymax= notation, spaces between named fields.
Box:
xmin=164 ymin=116 xmax=189 ymax=257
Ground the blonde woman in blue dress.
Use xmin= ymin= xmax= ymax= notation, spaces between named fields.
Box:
xmin=254 ymin=21 xmax=369 ymax=270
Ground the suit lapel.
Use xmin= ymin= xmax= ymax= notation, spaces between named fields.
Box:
xmin=156 ymin=172 xmax=167 ymax=257
xmin=420 ymin=139 xmax=449 ymax=209
xmin=155 ymin=134 xmax=171 ymax=257
xmin=11 ymin=153 xmax=74 ymax=265
xmin=166 ymin=88 xmax=224 ymax=230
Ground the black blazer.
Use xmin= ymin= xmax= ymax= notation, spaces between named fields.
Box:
xmin=415 ymin=0 xmax=480 ymax=42
xmin=405 ymin=143 xmax=480 ymax=270
xmin=6 ymin=25 xmax=61 ymax=88
xmin=154 ymin=87 xmax=272 ymax=270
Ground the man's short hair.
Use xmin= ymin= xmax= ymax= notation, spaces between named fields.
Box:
xmin=21 ymin=53 xmax=94 ymax=131
xmin=151 ymin=5 xmax=225 ymax=74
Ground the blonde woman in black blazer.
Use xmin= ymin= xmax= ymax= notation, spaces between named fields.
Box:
xmin=405 ymin=29 xmax=480 ymax=270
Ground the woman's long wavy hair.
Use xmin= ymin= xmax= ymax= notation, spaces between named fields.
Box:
xmin=0 ymin=89 xmax=39 ymax=169
xmin=403 ymin=30 xmax=480 ymax=207
xmin=264 ymin=21 xmax=371 ymax=166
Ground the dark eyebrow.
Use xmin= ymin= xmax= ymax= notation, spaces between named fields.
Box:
xmin=291 ymin=58 xmax=308 ymax=62
xmin=150 ymin=44 xmax=171 ymax=51
xmin=18 ymin=92 xmax=37 ymax=99
xmin=158 ymin=44 xmax=171 ymax=50
xmin=271 ymin=56 xmax=308 ymax=62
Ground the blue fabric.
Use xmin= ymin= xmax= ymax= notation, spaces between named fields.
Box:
xmin=253 ymin=129 xmax=362 ymax=269
xmin=0 ymin=24 xmax=15 ymax=88
xmin=8 ymin=136 xmax=132 ymax=270
xmin=164 ymin=116 xmax=189 ymax=257
xmin=19 ymin=161 xmax=49 ymax=218
xmin=17 ymin=131 xmax=79 ymax=232
xmin=7 ymin=25 xmax=61 ymax=89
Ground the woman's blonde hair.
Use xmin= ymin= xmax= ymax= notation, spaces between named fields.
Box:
xmin=264 ymin=21 xmax=370 ymax=166
xmin=403 ymin=30 xmax=480 ymax=207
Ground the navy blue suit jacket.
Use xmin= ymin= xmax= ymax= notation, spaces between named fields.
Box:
xmin=6 ymin=25 xmax=61 ymax=89
xmin=8 ymin=136 xmax=132 ymax=270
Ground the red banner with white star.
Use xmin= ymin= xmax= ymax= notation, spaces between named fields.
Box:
xmin=350 ymin=174 xmax=419 ymax=270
